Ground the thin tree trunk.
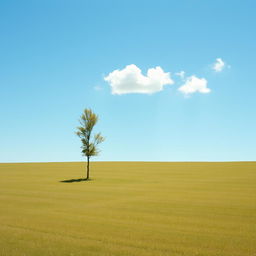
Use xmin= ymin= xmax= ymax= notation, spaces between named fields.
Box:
xmin=86 ymin=156 xmax=90 ymax=180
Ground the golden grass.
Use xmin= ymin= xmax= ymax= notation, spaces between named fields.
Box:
xmin=0 ymin=162 xmax=255 ymax=256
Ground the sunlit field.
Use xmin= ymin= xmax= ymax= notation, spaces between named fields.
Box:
xmin=0 ymin=162 xmax=255 ymax=256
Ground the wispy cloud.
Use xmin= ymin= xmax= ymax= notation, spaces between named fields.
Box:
xmin=94 ymin=85 xmax=103 ymax=91
xmin=104 ymin=64 xmax=174 ymax=95
xmin=175 ymin=71 xmax=185 ymax=80
xmin=178 ymin=75 xmax=210 ymax=95
xmin=213 ymin=58 xmax=226 ymax=72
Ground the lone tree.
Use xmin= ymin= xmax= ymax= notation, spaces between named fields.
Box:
xmin=76 ymin=109 xmax=104 ymax=180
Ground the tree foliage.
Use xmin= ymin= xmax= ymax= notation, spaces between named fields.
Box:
xmin=76 ymin=109 xmax=104 ymax=179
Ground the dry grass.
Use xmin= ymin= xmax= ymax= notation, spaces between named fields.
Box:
xmin=0 ymin=162 xmax=255 ymax=256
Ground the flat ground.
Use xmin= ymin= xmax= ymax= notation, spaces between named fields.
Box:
xmin=0 ymin=162 xmax=255 ymax=256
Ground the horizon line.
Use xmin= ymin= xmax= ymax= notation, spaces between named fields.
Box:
xmin=0 ymin=160 xmax=255 ymax=164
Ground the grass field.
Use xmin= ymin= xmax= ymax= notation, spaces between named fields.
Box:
xmin=0 ymin=162 xmax=255 ymax=256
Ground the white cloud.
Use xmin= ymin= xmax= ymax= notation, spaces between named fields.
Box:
xmin=104 ymin=64 xmax=174 ymax=95
xmin=175 ymin=71 xmax=185 ymax=80
xmin=213 ymin=58 xmax=225 ymax=72
xmin=178 ymin=75 xmax=210 ymax=95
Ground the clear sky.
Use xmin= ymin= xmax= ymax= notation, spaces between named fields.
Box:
xmin=0 ymin=0 xmax=255 ymax=162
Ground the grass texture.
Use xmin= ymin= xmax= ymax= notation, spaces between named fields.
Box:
xmin=0 ymin=162 xmax=255 ymax=256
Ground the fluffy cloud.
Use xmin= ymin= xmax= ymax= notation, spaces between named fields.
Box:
xmin=178 ymin=75 xmax=210 ymax=95
xmin=104 ymin=64 xmax=174 ymax=95
xmin=213 ymin=58 xmax=225 ymax=72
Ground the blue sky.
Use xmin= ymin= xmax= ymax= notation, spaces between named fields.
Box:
xmin=0 ymin=0 xmax=255 ymax=162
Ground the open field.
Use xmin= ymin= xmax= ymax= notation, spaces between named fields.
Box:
xmin=0 ymin=162 xmax=255 ymax=256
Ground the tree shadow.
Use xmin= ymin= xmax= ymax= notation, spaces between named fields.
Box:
xmin=60 ymin=178 xmax=92 ymax=183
